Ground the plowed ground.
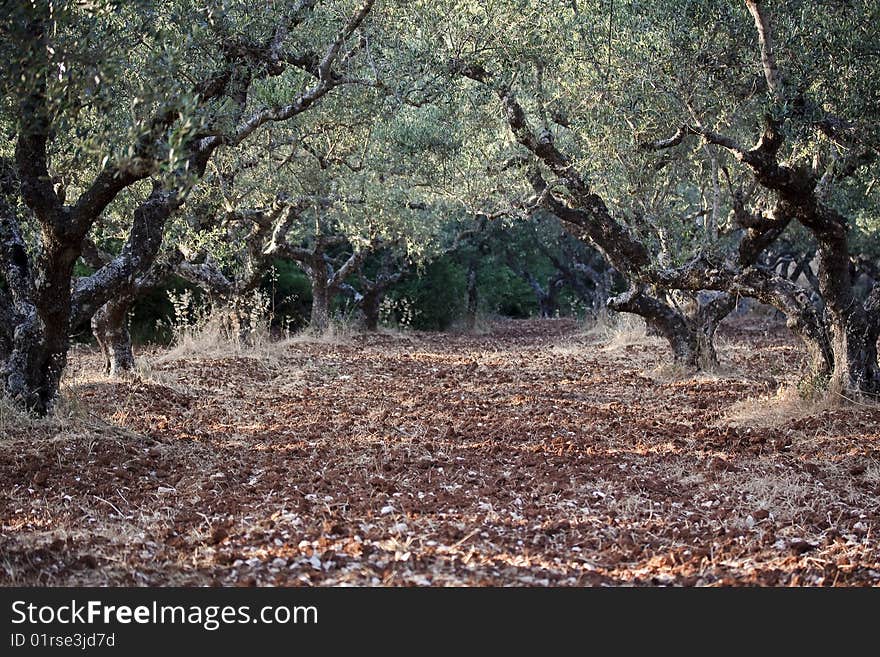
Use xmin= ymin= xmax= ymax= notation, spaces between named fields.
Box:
xmin=2 ymin=318 xmax=878 ymax=586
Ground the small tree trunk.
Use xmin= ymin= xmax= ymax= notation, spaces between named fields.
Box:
xmin=537 ymin=292 xmax=556 ymax=318
xmin=692 ymin=292 xmax=737 ymax=370
xmin=465 ymin=262 xmax=478 ymax=331
xmin=361 ymin=288 xmax=382 ymax=332
xmin=544 ymin=277 xmax=562 ymax=318
xmin=91 ymin=295 xmax=135 ymax=376
xmin=309 ymin=276 xmax=331 ymax=334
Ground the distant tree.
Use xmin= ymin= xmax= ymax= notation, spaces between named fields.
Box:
xmin=341 ymin=244 xmax=412 ymax=331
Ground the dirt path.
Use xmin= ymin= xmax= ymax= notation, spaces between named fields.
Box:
xmin=1 ymin=318 xmax=878 ymax=586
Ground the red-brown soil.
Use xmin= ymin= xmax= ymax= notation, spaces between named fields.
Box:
xmin=1 ymin=318 xmax=878 ymax=586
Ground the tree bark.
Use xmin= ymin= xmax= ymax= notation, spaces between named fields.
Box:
xmin=814 ymin=228 xmax=880 ymax=395
xmin=608 ymin=286 xmax=734 ymax=370
xmin=0 ymin=292 xmax=12 ymax=359
xmin=827 ymin=315 xmax=880 ymax=397
xmin=3 ymin=238 xmax=81 ymax=414
xmin=692 ymin=292 xmax=737 ymax=370
xmin=91 ymin=294 xmax=135 ymax=376
xmin=309 ymin=273 xmax=331 ymax=334
xmin=466 ymin=261 xmax=478 ymax=331
xmin=608 ymin=286 xmax=700 ymax=368
xmin=361 ymin=288 xmax=382 ymax=332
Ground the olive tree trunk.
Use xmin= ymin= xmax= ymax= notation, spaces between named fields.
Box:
xmin=91 ymin=294 xmax=136 ymax=376
xmin=608 ymin=286 xmax=734 ymax=370
xmin=465 ymin=261 xmax=479 ymax=331
xmin=361 ymin=288 xmax=382 ymax=332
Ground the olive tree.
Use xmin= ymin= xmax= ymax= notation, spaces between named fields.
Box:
xmin=0 ymin=0 xmax=378 ymax=396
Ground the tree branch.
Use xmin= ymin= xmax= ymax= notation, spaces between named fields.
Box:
xmin=71 ymin=185 xmax=179 ymax=325
xmin=233 ymin=0 xmax=375 ymax=144
xmin=744 ymin=0 xmax=784 ymax=100
xmin=329 ymin=247 xmax=367 ymax=289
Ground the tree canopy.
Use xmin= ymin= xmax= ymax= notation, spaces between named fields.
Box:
xmin=2 ymin=0 xmax=879 ymax=412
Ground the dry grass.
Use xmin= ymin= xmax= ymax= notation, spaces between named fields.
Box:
xmin=158 ymin=317 xmax=281 ymax=363
xmin=0 ymin=396 xmax=37 ymax=436
xmin=0 ymin=378 xmax=96 ymax=445
xmin=723 ymin=385 xmax=836 ymax=429
xmin=285 ymin=320 xmax=356 ymax=345
xmin=588 ymin=313 xmax=664 ymax=352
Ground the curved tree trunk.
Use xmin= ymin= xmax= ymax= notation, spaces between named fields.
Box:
xmin=608 ymin=286 xmax=701 ymax=369
xmin=693 ymin=265 xmax=835 ymax=383
xmin=608 ymin=286 xmax=734 ymax=371
xmin=91 ymin=294 xmax=135 ymax=376
xmin=692 ymin=292 xmax=737 ymax=370
xmin=811 ymin=229 xmax=880 ymax=396
xmin=2 ymin=230 xmax=81 ymax=414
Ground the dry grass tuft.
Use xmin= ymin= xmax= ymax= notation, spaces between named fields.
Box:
xmin=156 ymin=311 xmax=297 ymax=367
xmin=586 ymin=313 xmax=664 ymax=352
xmin=0 ymin=396 xmax=39 ymax=436
xmin=723 ymin=385 xmax=834 ymax=428
xmin=286 ymin=320 xmax=356 ymax=346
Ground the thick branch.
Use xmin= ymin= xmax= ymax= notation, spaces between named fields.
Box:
xmin=328 ymin=248 xmax=367 ymax=290
xmin=15 ymin=77 xmax=65 ymax=226
xmin=71 ymin=185 xmax=179 ymax=325
xmin=175 ymin=254 xmax=234 ymax=297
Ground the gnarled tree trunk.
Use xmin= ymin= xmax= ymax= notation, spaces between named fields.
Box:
xmin=1 ymin=211 xmax=84 ymax=414
xmin=692 ymin=292 xmax=737 ymax=370
xmin=285 ymin=240 xmax=366 ymax=335
xmin=608 ymin=286 xmax=734 ymax=371
xmin=814 ymin=230 xmax=880 ymax=395
xmin=828 ymin=314 xmax=880 ymax=396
